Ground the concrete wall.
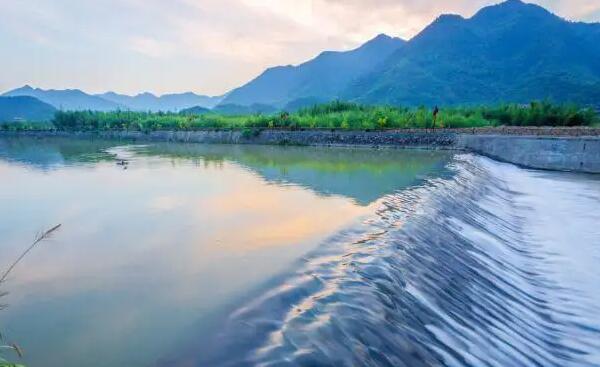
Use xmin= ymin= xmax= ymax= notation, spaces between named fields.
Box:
xmin=0 ymin=129 xmax=458 ymax=148
xmin=92 ymin=129 xmax=459 ymax=148
xmin=458 ymin=134 xmax=600 ymax=173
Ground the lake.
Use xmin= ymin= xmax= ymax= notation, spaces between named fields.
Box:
xmin=0 ymin=137 xmax=599 ymax=367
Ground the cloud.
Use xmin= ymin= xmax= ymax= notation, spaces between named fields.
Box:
xmin=129 ymin=36 xmax=175 ymax=58
xmin=0 ymin=0 xmax=598 ymax=95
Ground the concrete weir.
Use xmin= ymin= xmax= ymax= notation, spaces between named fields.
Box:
xmin=2 ymin=129 xmax=600 ymax=173
xmin=457 ymin=134 xmax=600 ymax=174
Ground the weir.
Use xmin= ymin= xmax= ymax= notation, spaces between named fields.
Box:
xmin=457 ymin=134 xmax=600 ymax=173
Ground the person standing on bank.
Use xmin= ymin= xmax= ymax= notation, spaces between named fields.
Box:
xmin=432 ymin=106 xmax=439 ymax=131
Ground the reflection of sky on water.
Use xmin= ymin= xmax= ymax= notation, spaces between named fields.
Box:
xmin=0 ymin=137 xmax=451 ymax=367
xmin=0 ymin=138 xmax=453 ymax=205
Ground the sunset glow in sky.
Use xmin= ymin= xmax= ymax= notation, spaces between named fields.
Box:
xmin=1 ymin=0 xmax=599 ymax=95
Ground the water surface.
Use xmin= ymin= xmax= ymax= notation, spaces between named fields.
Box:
xmin=196 ymin=154 xmax=600 ymax=367
xmin=2 ymin=137 xmax=599 ymax=367
xmin=0 ymin=137 xmax=450 ymax=367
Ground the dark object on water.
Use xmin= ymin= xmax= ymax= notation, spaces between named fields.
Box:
xmin=432 ymin=106 xmax=439 ymax=130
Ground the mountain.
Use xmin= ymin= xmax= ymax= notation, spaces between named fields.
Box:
xmin=343 ymin=0 xmax=600 ymax=106
xmin=98 ymin=92 xmax=224 ymax=112
xmin=2 ymin=86 xmax=225 ymax=112
xmin=212 ymin=103 xmax=278 ymax=115
xmin=0 ymin=96 xmax=56 ymax=122
xmin=220 ymin=34 xmax=406 ymax=107
xmin=179 ymin=105 xmax=211 ymax=115
xmin=3 ymin=85 xmax=123 ymax=111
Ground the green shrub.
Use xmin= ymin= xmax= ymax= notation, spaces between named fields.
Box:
xmin=46 ymin=101 xmax=598 ymax=132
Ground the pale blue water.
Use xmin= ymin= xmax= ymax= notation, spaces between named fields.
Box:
xmin=0 ymin=137 xmax=449 ymax=366
xmin=1 ymin=137 xmax=599 ymax=367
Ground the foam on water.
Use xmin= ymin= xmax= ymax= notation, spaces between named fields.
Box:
xmin=192 ymin=154 xmax=600 ymax=367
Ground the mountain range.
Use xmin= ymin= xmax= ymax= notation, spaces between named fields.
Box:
xmin=97 ymin=91 xmax=224 ymax=112
xmin=1 ymin=0 xmax=599 ymax=116
xmin=227 ymin=0 xmax=600 ymax=108
xmin=344 ymin=0 xmax=600 ymax=106
xmin=0 ymin=96 xmax=56 ymax=122
xmin=3 ymin=86 xmax=124 ymax=112
xmin=221 ymin=34 xmax=406 ymax=108
xmin=1 ymin=86 xmax=224 ymax=113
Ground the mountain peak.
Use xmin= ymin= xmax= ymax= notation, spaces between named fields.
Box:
xmin=356 ymin=33 xmax=405 ymax=54
xmin=5 ymin=85 xmax=36 ymax=94
xmin=432 ymin=13 xmax=465 ymax=26
xmin=370 ymin=33 xmax=392 ymax=42
xmin=473 ymin=0 xmax=554 ymax=21
xmin=364 ymin=33 xmax=404 ymax=46
xmin=501 ymin=0 xmax=525 ymax=5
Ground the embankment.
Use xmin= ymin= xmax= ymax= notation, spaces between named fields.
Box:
xmin=2 ymin=127 xmax=600 ymax=173
xmin=457 ymin=134 xmax=600 ymax=174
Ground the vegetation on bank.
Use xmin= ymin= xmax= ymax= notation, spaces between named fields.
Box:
xmin=1 ymin=101 xmax=598 ymax=132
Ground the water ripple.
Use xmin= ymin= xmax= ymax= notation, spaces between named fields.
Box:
xmin=193 ymin=154 xmax=600 ymax=367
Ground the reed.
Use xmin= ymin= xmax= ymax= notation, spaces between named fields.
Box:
xmin=0 ymin=224 xmax=61 ymax=367
xmin=42 ymin=101 xmax=600 ymax=131
xmin=2 ymin=101 xmax=597 ymax=132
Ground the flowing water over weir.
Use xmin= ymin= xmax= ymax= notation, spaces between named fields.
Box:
xmin=191 ymin=155 xmax=600 ymax=367
xmin=1 ymin=138 xmax=599 ymax=367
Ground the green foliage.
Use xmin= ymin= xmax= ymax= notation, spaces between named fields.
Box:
xmin=241 ymin=128 xmax=262 ymax=139
xmin=41 ymin=102 xmax=600 ymax=132
xmin=1 ymin=290 xmax=25 ymax=367
xmin=0 ymin=362 xmax=26 ymax=367
xmin=0 ymin=122 xmax=55 ymax=131
xmin=478 ymin=102 xmax=599 ymax=127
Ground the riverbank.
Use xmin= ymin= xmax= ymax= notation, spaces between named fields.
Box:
xmin=2 ymin=127 xmax=600 ymax=173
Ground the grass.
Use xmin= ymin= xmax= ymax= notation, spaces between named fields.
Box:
xmin=1 ymin=101 xmax=598 ymax=132
xmin=0 ymin=225 xmax=61 ymax=367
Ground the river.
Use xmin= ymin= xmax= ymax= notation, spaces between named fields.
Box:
xmin=0 ymin=137 xmax=599 ymax=366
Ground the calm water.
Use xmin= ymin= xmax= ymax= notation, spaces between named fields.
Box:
xmin=0 ymin=137 xmax=449 ymax=367
xmin=1 ymin=138 xmax=599 ymax=367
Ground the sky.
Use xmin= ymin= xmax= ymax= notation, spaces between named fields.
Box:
xmin=1 ymin=0 xmax=599 ymax=96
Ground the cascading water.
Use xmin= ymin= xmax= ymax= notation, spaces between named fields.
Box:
xmin=195 ymin=154 xmax=600 ymax=367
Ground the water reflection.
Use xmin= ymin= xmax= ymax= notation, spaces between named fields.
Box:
xmin=137 ymin=143 xmax=452 ymax=205
xmin=0 ymin=137 xmax=452 ymax=205
xmin=0 ymin=136 xmax=118 ymax=168
xmin=0 ymin=136 xmax=452 ymax=367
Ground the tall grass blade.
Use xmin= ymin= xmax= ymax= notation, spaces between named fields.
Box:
xmin=0 ymin=224 xmax=61 ymax=284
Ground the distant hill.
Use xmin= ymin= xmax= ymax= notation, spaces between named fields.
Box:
xmin=2 ymin=86 xmax=224 ymax=112
xmin=283 ymin=97 xmax=330 ymax=112
xmin=212 ymin=103 xmax=278 ymax=115
xmin=343 ymin=0 xmax=600 ymax=106
xmin=3 ymin=85 xmax=123 ymax=111
xmin=0 ymin=96 xmax=56 ymax=122
xmin=221 ymin=34 xmax=406 ymax=107
xmin=179 ymin=105 xmax=212 ymax=115
xmin=98 ymin=92 xmax=224 ymax=112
